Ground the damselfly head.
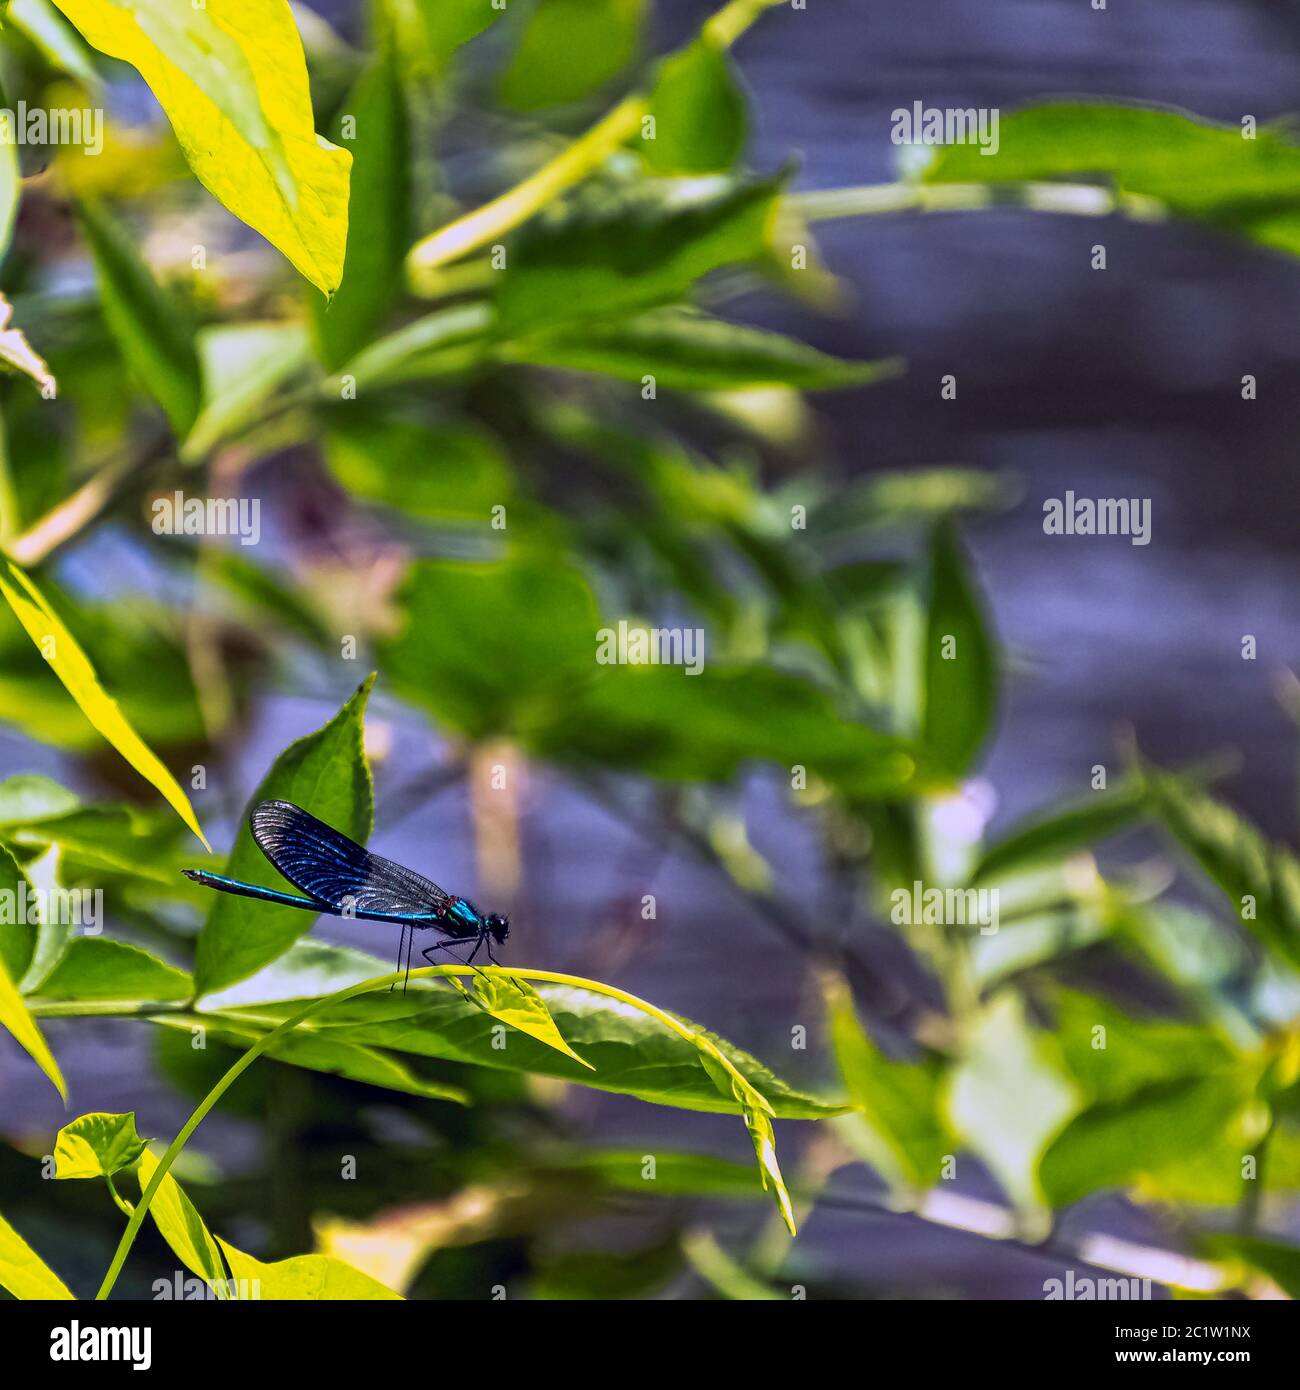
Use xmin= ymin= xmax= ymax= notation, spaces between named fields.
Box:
xmin=485 ymin=912 xmax=510 ymax=944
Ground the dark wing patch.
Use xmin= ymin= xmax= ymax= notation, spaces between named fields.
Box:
xmin=250 ymin=800 xmax=451 ymax=918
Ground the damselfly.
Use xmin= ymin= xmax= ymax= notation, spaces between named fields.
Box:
xmin=184 ymin=800 xmax=509 ymax=990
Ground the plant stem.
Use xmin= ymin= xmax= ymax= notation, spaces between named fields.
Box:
xmin=93 ymin=964 xmax=782 ymax=1298
xmin=404 ymin=0 xmax=785 ymax=286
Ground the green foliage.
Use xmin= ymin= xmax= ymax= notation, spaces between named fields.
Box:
xmin=924 ymin=102 xmax=1300 ymax=258
xmin=194 ymin=677 xmax=375 ymax=994
xmin=0 ymin=0 xmax=1296 ymax=1302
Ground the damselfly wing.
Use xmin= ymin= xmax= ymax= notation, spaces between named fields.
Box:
xmin=184 ymin=800 xmax=509 ymax=988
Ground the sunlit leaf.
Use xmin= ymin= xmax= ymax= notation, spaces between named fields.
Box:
xmin=217 ymin=1237 xmax=402 ymax=1299
xmin=136 ymin=1147 xmax=229 ymax=1296
xmin=51 ymin=0 xmax=351 ymax=293
xmin=0 ymin=1208 xmax=74 ymax=1298
xmin=457 ymin=972 xmax=594 ymax=1070
xmin=0 ymin=560 xmax=208 ymax=847
xmin=0 ymin=948 xmax=65 ymax=1100
xmin=53 ymin=1110 xmax=148 ymax=1177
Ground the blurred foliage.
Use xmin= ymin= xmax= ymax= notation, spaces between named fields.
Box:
xmin=0 ymin=0 xmax=1295 ymax=1302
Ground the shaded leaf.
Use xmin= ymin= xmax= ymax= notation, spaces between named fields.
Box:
xmin=643 ymin=36 xmax=746 ymax=174
xmin=76 ymin=199 xmax=201 ymax=433
xmin=34 ymin=937 xmax=192 ymax=1003
xmin=504 ymin=306 xmax=898 ymax=392
xmin=498 ymin=0 xmax=644 ymax=112
xmin=922 ymin=519 xmax=996 ymax=779
xmin=193 ymin=677 xmax=374 ymax=994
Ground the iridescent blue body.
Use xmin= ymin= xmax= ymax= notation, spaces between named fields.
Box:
xmin=184 ymin=800 xmax=508 ymax=986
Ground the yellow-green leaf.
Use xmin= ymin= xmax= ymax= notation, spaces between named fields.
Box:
xmin=137 ymin=1148 xmax=229 ymax=1297
xmin=217 ymin=1237 xmax=402 ymax=1299
xmin=0 ymin=560 xmax=208 ymax=848
xmin=54 ymin=1111 xmax=148 ymax=1177
xmin=0 ymin=1208 xmax=74 ymax=1298
xmin=459 ymin=972 xmax=595 ymax=1070
xmin=0 ymin=949 xmax=65 ymax=1102
xmin=50 ymin=0 xmax=351 ymax=295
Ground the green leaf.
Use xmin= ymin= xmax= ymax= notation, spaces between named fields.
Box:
xmin=498 ymin=0 xmax=644 ymax=112
xmin=0 ymin=773 xmax=80 ymax=826
xmin=971 ymin=779 xmax=1148 ymax=884
xmin=457 ymin=972 xmax=594 ymax=1069
xmin=922 ymin=519 xmax=997 ymax=779
xmin=0 ymin=843 xmax=36 ymax=983
xmin=53 ymin=1111 xmax=148 ymax=1177
xmin=1040 ymin=1074 xmax=1259 ymax=1207
xmin=0 ymin=944 xmax=66 ymax=1101
xmin=0 ymin=1208 xmax=74 ymax=1298
xmin=541 ymin=662 xmax=913 ymax=791
xmin=310 ymin=49 xmax=409 ymax=368
xmin=205 ymin=982 xmax=846 ymax=1119
xmin=1143 ymin=764 xmax=1300 ymax=970
xmin=924 ymin=102 xmax=1300 ymax=260
xmin=34 ymin=938 xmax=192 ymax=1003
xmin=503 ymin=306 xmax=898 ymax=391
xmin=182 ymin=321 xmax=312 ymax=461
xmin=1200 ymin=1234 xmax=1300 ymax=1299
xmin=152 ymin=1012 xmax=469 ymax=1103
xmin=323 ymin=413 xmax=511 ymax=521
xmin=332 ymin=301 xmax=492 ymax=391
xmin=417 ymin=0 xmax=504 ymax=71
xmin=380 ymin=557 xmax=599 ymax=741
xmin=8 ymin=0 xmax=100 ymax=87
xmin=944 ymin=992 xmax=1080 ymax=1229
xmin=217 ymin=1237 xmax=402 ymax=1299
xmin=136 ymin=1147 xmax=229 ymax=1296
xmin=494 ymin=172 xmax=783 ymax=335
xmin=643 ymin=36 xmax=746 ymax=173
xmin=193 ymin=677 xmax=375 ymax=995
xmin=822 ymin=971 xmax=949 ymax=1189
xmin=51 ymin=0 xmax=351 ymax=294
xmin=0 ymin=292 xmax=54 ymax=393
xmin=75 ymin=200 xmax=201 ymax=434
xmin=0 ymin=83 xmax=20 ymax=263
xmin=0 ymin=561 xmax=208 ymax=848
